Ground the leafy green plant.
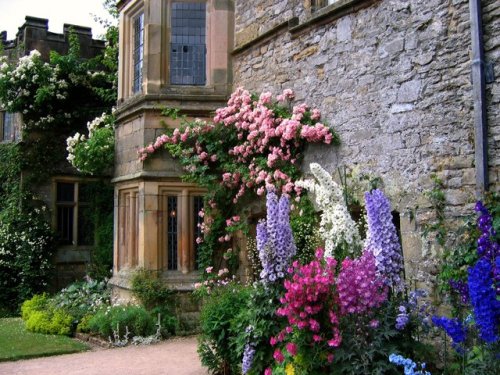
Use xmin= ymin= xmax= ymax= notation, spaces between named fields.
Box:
xmin=197 ymin=282 xmax=251 ymax=374
xmin=21 ymin=294 xmax=74 ymax=336
xmin=130 ymin=268 xmax=177 ymax=336
xmin=52 ymin=278 xmax=110 ymax=322
xmin=131 ymin=269 xmax=174 ymax=310
xmin=0 ymin=201 xmax=55 ymax=311
xmin=423 ymin=175 xmax=447 ymax=246
xmin=66 ymin=113 xmax=115 ymax=175
xmin=87 ymin=305 xmax=156 ymax=339
xmin=231 ymin=283 xmax=285 ymax=375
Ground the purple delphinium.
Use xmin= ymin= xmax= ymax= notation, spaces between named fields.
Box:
xmin=467 ymin=257 xmax=499 ymax=344
xmin=475 ymin=201 xmax=499 ymax=261
xmin=365 ymin=189 xmax=404 ymax=290
xmin=396 ymin=305 xmax=409 ymax=330
xmin=432 ymin=316 xmax=466 ymax=352
xmin=474 ymin=201 xmax=500 ymax=297
xmin=242 ymin=343 xmax=255 ymax=374
xmin=257 ymin=190 xmax=296 ymax=283
xmin=449 ymin=279 xmax=469 ymax=305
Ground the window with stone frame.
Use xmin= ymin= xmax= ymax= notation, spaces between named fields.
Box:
xmin=169 ymin=1 xmax=206 ymax=86
xmin=0 ymin=111 xmax=20 ymax=142
xmin=55 ymin=181 xmax=94 ymax=247
xmin=312 ymin=0 xmax=338 ymax=12
xmin=160 ymin=188 xmax=204 ymax=272
xmin=132 ymin=12 xmax=145 ymax=93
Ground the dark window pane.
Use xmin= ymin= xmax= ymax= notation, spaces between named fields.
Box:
xmin=2 ymin=112 xmax=15 ymax=141
xmin=170 ymin=2 xmax=206 ymax=86
xmin=78 ymin=205 xmax=94 ymax=246
xmin=193 ymin=196 xmax=204 ymax=270
xmin=57 ymin=206 xmax=74 ymax=245
xmin=57 ymin=182 xmax=75 ymax=202
xmin=167 ymin=196 xmax=178 ymax=270
xmin=133 ymin=12 xmax=144 ymax=93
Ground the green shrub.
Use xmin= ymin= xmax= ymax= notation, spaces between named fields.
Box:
xmin=21 ymin=294 xmax=74 ymax=336
xmin=76 ymin=314 xmax=94 ymax=333
xmin=130 ymin=268 xmax=177 ymax=337
xmin=87 ymin=305 xmax=156 ymax=339
xmin=52 ymin=278 xmax=110 ymax=322
xmin=21 ymin=293 xmax=49 ymax=321
xmin=0 ymin=201 xmax=55 ymax=312
xmin=197 ymin=282 xmax=251 ymax=374
xmin=150 ymin=306 xmax=178 ymax=337
xmin=131 ymin=268 xmax=174 ymax=310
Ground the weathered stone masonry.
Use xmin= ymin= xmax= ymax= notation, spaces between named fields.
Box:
xmin=233 ymin=0 xmax=499 ymax=287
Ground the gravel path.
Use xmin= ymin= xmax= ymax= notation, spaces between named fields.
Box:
xmin=0 ymin=336 xmax=208 ymax=375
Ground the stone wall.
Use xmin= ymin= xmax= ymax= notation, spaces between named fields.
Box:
xmin=233 ymin=0 xmax=499 ymax=288
xmin=484 ymin=0 xmax=500 ymax=188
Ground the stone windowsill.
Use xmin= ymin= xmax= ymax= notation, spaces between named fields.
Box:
xmin=115 ymin=92 xmax=228 ymax=122
xmin=109 ymin=270 xmax=201 ymax=292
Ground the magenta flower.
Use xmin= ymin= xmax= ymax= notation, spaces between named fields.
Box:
xmin=286 ymin=342 xmax=298 ymax=356
xmin=337 ymin=251 xmax=388 ymax=315
xmin=273 ymin=349 xmax=285 ymax=363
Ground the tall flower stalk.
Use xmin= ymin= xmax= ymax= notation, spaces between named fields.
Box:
xmin=296 ymin=163 xmax=361 ymax=258
xmin=257 ymin=190 xmax=296 ymax=283
xmin=467 ymin=258 xmax=499 ymax=344
xmin=364 ymin=189 xmax=404 ymax=291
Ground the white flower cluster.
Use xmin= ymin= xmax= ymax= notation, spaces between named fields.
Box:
xmin=87 ymin=112 xmax=111 ymax=136
xmin=66 ymin=112 xmax=114 ymax=174
xmin=66 ymin=132 xmax=87 ymax=162
xmin=296 ymin=163 xmax=361 ymax=258
xmin=0 ymin=49 xmax=68 ymax=122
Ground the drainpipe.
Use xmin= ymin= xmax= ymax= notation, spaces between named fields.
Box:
xmin=469 ymin=0 xmax=489 ymax=195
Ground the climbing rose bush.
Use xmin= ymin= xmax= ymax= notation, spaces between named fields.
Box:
xmin=66 ymin=112 xmax=115 ymax=175
xmin=138 ymin=88 xmax=339 ymax=271
xmin=139 ymin=87 xmax=338 ymax=198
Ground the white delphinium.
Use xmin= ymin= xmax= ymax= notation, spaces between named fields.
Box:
xmin=296 ymin=162 xmax=361 ymax=258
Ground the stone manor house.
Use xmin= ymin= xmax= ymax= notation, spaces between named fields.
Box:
xmin=110 ymin=0 xmax=499 ymax=299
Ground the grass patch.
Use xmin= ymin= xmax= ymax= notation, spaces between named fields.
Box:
xmin=0 ymin=318 xmax=88 ymax=362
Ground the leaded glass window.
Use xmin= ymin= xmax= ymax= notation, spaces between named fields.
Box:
xmin=170 ymin=2 xmax=206 ymax=85
xmin=132 ymin=12 xmax=144 ymax=93
xmin=167 ymin=196 xmax=179 ymax=270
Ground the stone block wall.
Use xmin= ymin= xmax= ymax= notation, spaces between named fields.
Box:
xmin=484 ymin=0 xmax=500 ymax=187
xmin=233 ymin=0 xmax=499 ymax=288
